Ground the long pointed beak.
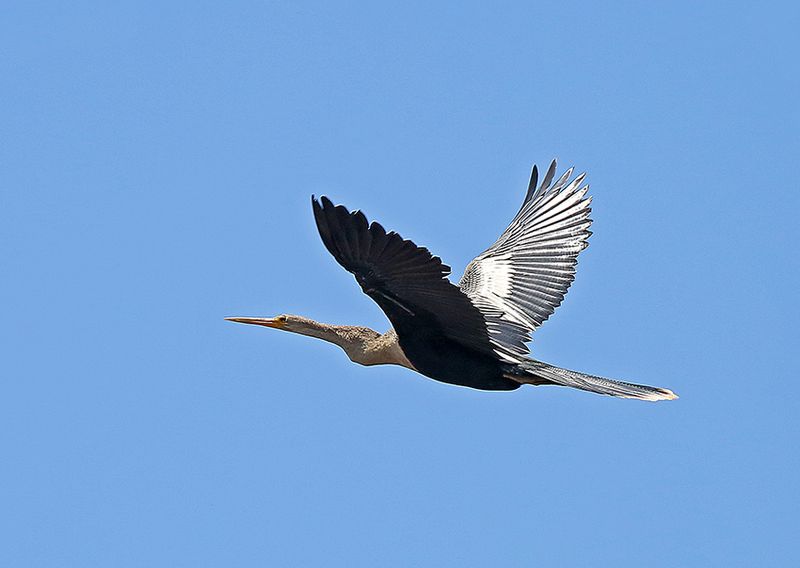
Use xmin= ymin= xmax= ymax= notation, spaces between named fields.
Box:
xmin=225 ymin=317 xmax=285 ymax=329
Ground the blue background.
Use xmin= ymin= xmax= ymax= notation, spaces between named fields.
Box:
xmin=3 ymin=2 xmax=798 ymax=566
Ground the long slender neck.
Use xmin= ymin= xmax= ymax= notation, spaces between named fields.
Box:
xmin=289 ymin=319 xmax=414 ymax=369
xmin=293 ymin=320 xmax=360 ymax=346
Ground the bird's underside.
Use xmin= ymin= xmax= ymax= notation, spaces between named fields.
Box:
xmin=309 ymin=160 xmax=677 ymax=401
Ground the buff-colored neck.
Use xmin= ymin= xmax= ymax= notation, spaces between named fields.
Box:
xmin=285 ymin=318 xmax=415 ymax=370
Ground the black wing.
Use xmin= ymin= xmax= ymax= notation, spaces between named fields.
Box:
xmin=312 ymin=196 xmax=497 ymax=359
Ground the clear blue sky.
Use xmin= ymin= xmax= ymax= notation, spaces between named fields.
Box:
xmin=2 ymin=2 xmax=798 ymax=566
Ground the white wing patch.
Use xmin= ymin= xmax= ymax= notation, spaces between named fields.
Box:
xmin=458 ymin=161 xmax=593 ymax=362
xmin=470 ymin=255 xmax=513 ymax=298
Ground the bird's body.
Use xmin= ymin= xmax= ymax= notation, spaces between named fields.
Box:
xmin=381 ymin=307 xmax=520 ymax=391
xmin=228 ymin=161 xmax=677 ymax=401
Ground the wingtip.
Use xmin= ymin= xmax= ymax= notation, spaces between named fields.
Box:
xmin=541 ymin=159 xmax=558 ymax=192
xmin=527 ymin=164 xmax=539 ymax=196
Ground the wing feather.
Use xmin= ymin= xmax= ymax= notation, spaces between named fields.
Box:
xmin=312 ymin=196 xmax=498 ymax=359
xmin=458 ymin=160 xmax=593 ymax=360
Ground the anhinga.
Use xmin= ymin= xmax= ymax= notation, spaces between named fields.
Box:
xmin=227 ymin=161 xmax=677 ymax=401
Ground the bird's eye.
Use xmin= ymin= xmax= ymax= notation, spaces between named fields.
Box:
xmin=277 ymin=315 xmax=288 ymax=323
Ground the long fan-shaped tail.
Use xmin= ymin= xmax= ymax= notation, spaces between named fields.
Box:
xmin=510 ymin=360 xmax=678 ymax=401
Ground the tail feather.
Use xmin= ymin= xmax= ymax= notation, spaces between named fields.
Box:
xmin=511 ymin=360 xmax=678 ymax=401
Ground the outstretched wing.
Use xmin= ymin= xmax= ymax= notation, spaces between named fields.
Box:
xmin=312 ymin=196 xmax=497 ymax=359
xmin=458 ymin=160 xmax=593 ymax=362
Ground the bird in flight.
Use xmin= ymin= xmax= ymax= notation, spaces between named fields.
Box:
xmin=227 ymin=161 xmax=677 ymax=401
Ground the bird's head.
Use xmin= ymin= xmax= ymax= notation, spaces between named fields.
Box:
xmin=225 ymin=314 xmax=318 ymax=334
xmin=225 ymin=313 xmax=407 ymax=368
